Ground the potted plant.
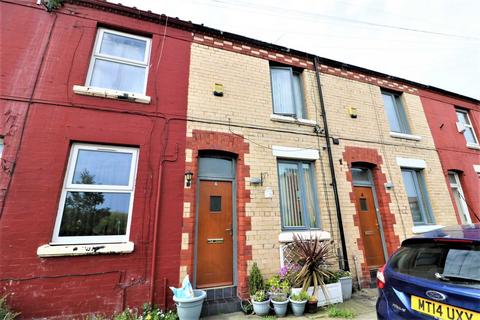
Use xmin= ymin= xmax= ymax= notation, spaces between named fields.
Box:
xmin=337 ymin=270 xmax=353 ymax=300
xmin=289 ymin=291 xmax=309 ymax=316
xmin=306 ymin=295 xmax=318 ymax=314
xmin=251 ymin=290 xmax=270 ymax=316
xmin=267 ymin=274 xmax=290 ymax=317
xmin=289 ymin=234 xmax=343 ymax=306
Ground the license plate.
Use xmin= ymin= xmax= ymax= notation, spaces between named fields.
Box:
xmin=411 ymin=295 xmax=480 ymax=320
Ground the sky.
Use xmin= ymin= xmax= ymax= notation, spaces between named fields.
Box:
xmin=112 ymin=0 xmax=480 ymax=100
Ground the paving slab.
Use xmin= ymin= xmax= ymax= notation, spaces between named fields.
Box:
xmin=202 ymin=289 xmax=378 ymax=320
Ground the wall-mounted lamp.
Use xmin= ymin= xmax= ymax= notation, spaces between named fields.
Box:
xmin=185 ymin=171 xmax=194 ymax=187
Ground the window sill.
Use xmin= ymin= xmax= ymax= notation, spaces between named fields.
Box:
xmin=278 ymin=230 xmax=331 ymax=243
xmin=270 ymin=114 xmax=317 ymax=126
xmin=73 ymin=85 xmax=151 ymax=104
xmin=389 ymin=132 xmax=422 ymax=141
xmin=37 ymin=241 xmax=134 ymax=257
xmin=411 ymin=225 xmax=444 ymax=234
xmin=466 ymin=143 xmax=480 ymax=150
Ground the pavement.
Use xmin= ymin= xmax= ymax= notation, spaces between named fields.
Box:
xmin=203 ymin=288 xmax=378 ymax=319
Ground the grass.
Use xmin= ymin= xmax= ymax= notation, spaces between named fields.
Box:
xmin=327 ymin=305 xmax=356 ymax=318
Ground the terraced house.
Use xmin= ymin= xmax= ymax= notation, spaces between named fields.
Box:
xmin=1 ymin=0 xmax=478 ymax=318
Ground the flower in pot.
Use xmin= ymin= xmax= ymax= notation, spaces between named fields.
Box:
xmin=289 ymin=291 xmax=309 ymax=316
xmin=267 ymin=274 xmax=290 ymax=317
xmin=292 ymin=234 xmax=335 ymax=304
xmin=306 ymin=295 xmax=319 ymax=314
xmin=251 ymin=290 xmax=270 ymax=316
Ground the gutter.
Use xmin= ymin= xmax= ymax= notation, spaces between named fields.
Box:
xmin=313 ymin=56 xmax=350 ymax=271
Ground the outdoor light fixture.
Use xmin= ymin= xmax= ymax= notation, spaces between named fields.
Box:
xmin=185 ymin=171 xmax=193 ymax=187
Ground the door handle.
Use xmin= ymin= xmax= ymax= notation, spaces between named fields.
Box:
xmin=226 ymin=225 xmax=232 ymax=236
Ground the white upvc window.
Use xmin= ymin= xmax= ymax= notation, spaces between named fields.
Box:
xmin=456 ymin=108 xmax=479 ymax=146
xmin=52 ymin=143 xmax=139 ymax=244
xmin=0 ymin=137 xmax=4 ymax=158
xmin=86 ymin=28 xmax=151 ymax=95
xmin=270 ymin=66 xmax=306 ymax=119
xmin=448 ymin=171 xmax=472 ymax=224
xmin=382 ymin=90 xmax=411 ymax=134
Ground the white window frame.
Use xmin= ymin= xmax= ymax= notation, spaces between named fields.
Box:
xmin=0 ymin=136 xmax=4 ymax=158
xmin=448 ymin=171 xmax=472 ymax=224
xmin=51 ymin=143 xmax=139 ymax=245
xmin=85 ymin=28 xmax=151 ymax=95
xmin=456 ymin=108 xmax=479 ymax=146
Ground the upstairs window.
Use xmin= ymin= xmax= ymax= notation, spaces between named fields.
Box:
xmin=52 ymin=143 xmax=139 ymax=244
xmin=0 ymin=137 xmax=3 ymax=158
xmin=456 ymin=108 xmax=479 ymax=146
xmin=382 ymin=91 xmax=410 ymax=134
xmin=401 ymin=168 xmax=434 ymax=225
xmin=278 ymin=160 xmax=320 ymax=229
xmin=86 ymin=28 xmax=151 ymax=95
xmin=270 ymin=66 xmax=306 ymax=119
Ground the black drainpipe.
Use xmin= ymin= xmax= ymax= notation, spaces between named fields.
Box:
xmin=313 ymin=56 xmax=350 ymax=271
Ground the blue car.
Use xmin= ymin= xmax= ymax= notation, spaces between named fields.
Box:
xmin=376 ymin=224 xmax=480 ymax=320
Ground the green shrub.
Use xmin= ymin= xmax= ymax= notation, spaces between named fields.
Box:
xmin=290 ymin=291 xmax=309 ymax=302
xmin=0 ymin=296 xmax=20 ymax=320
xmin=252 ymin=290 xmax=268 ymax=302
xmin=248 ymin=262 xmax=264 ymax=295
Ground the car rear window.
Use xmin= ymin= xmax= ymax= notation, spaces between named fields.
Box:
xmin=389 ymin=241 xmax=480 ymax=287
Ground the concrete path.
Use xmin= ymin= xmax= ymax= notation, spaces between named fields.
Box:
xmin=203 ymin=288 xmax=378 ymax=320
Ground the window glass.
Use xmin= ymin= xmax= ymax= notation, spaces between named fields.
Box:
xmin=59 ymin=192 xmax=130 ymax=237
xmin=448 ymin=173 xmax=457 ymax=184
xmin=390 ymin=243 xmax=480 ymax=288
xmin=73 ymin=149 xmax=132 ymax=186
xmin=271 ymin=68 xmax=295 ymax=115
xmin=382 ymin=91 xmax=410 ymax=134
xmin=90 ymin=59 xmax=146 ymax=93
xmin=360 ymin=198 xmax=368 ymax=211
xmin=278 ymin=161 xmax=319 ymax=229
xmin=292 ymin=73 xmax=305 ymax=119
xmin=448 ymin=171 xmax=471 ymax=224
xmin=210 ymin=196 xmax=222 ymax=212
xmin=198 ymin=157 xmax=234 ymax=178
xmin=351 ymin=167 xmax=370 ymax=184
xmin=0 ymin=137 xmax=3 ymax=158
xmin=53 ymin=144 xmax=138 ymax=244
xmin=100 ymin=32 xmax=147 ymax=62
xmin=401 ymin=169 xmax=433 ymax=225
xmin=456 ymin=109 xmax=479 ymax=145
xmin=87 ymin=29 xmax=150 ymax=94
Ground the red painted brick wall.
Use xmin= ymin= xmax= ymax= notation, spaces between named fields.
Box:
xmin=0 ymin=1 xmax=191 ymax=318
xmin=420 ymin=90 xmax=480 ymax=223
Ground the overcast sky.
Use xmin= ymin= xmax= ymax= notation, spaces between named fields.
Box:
xmin=113 ymin=0 xmax=479 ymax=99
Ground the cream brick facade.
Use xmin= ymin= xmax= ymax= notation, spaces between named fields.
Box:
xmin=182 ymin=42 xmax=457 ymax=288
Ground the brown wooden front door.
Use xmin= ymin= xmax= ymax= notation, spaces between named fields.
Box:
xmin=197 ymin=180 xmax=233 ymax=288
xmin=354 ymin=186 xmax=385 ymax=268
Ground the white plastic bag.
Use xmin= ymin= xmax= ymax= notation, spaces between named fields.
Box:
xmin=170 ymin=275 xmax=194 ymax=299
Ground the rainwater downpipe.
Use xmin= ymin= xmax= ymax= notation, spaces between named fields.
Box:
xmin=313 ymin=56 xmax=350 ymax=272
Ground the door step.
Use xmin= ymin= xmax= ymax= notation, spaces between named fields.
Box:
xmin=201 ymin=286 xmax=242 ymax=317
xmin=369 ymin=269 xmax=378 ymax=288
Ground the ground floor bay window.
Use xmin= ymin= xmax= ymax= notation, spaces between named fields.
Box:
xmin=277 ymin=160 xmax=320 ymax=229
xmin=51 ymin=143 xmax=139 ymax=244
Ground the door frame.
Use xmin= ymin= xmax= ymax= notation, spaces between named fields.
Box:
xmin=352 ymin=167 xmax=388 ymax=265
xmin=193 ymin=157 xmax=237 ymax=288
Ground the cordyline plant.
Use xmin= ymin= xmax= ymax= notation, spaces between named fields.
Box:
xmin=292 ymin=234 xmax=336 ymax=296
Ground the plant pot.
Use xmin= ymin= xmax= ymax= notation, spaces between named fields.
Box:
xmin=271 ymin=299 xmax=289 ymax=317
xmin=306 ymin=300 xmax=318 ymax=314
xmin=291 ymin=282 xmax=343 ymax=307
xmin=251 ymin=299 xmax=270 ymax=316
xmin=289 ymin=298 xmax=307 ymax=316
xmin=173 ymin=290 xmax=206 ymax=320
xmin=339 ymin=276 xmax=353 ymax=300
